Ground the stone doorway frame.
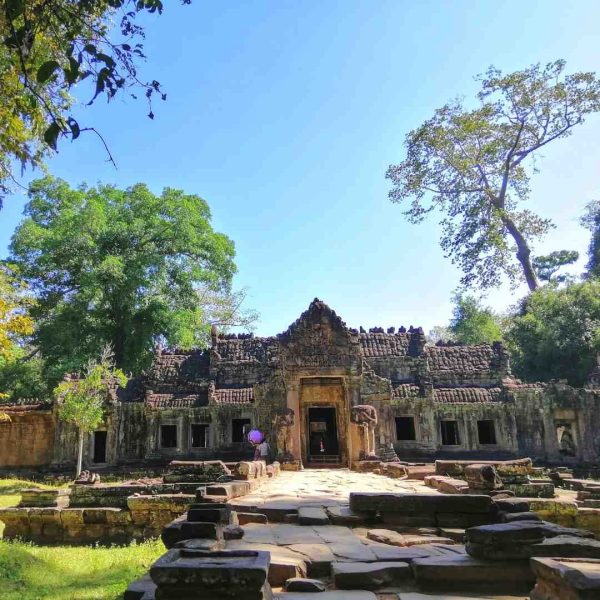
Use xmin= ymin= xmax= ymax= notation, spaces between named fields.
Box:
xmin=297 ymin=376 xmax=350 ymax=468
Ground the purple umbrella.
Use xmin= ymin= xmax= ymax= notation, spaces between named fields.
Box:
xmin=247 ymin=429 xmax=263 ymax=444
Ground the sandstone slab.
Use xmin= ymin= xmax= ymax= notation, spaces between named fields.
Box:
xmin=332 ymin=560 xmax=411 ymax=589
xmin=298 ymin=507 xmax=330 ymax=526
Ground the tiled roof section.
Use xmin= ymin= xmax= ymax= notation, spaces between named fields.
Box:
xmin=360 ymin=333 xmax=410 ymax=358
xmin=392 ymin=383 xmax=422 ymax=399
xmin=146 ymin=391 xmax=209 ymax=409
xmin=434 ymin=387 xmax=503 ymax=404
xmin=425 ymin=344 xmax=498 ymax=374
xmin=0 ymin=397 xmax=51 ymax=411
xmin=214 ymin=337 xmax=279 ymax=363
xmin=213 ymin=387 xmax=254 ymax=404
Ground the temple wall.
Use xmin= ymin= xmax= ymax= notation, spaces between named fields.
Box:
xmin=0 ymin=410 xmax=55 ymax=467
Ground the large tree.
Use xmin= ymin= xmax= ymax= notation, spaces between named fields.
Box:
xmin=387 ymin=60 xmax=600 ymax=291
xmin=449 ymin=293 xmax=504 ymax=345
xmin=0 ymin=0 xmax=190 ymax=206
xmin=506 ymin=279 xmax=600 ymax=386
xmin=0 ymin=263 xmax=34 ymax=359
xmin=581 ymin=200 xmax=600 ymax=279
xmin=9 ymin=177 xmax=237 ymax=377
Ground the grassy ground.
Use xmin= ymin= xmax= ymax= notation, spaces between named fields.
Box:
xmin=0 ymin=538 xmax=164 ymax=600
xmin=0 ymin=479 xmax=165 ymax=599
xmin=0 ymin=478 xmax=63 ymax=508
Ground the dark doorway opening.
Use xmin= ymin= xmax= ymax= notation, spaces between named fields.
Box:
xmin=440 ymin=420 xmax=461 ymax=445
xmin=308 ymin=406 xmax=339 ymax=462
xmin=161 ymin=424 xmax=178 ymax=448
xmin=477 ymin=420 xmax=497 ymax=445
xmin=93 ymin=431 xmax=107 ymax=463
xmin=191 ymin=424 xmax=209 ymax=448
xmin=232 ymin=418 xmax=251 ymax=443
xmin=395 ymin=416 xmax=416 ymax=441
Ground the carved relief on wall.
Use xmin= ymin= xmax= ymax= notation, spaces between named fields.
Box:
xmin=555 ymin=421 xmax=577 ymax=457
xmin=351 ymin=404 xmax=378 ymax=459
xmin=273 ymin=407 xmax=295 ymax=461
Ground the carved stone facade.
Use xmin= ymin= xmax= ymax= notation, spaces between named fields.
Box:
xmin=2 ymin=298 xmax=600 ymax=470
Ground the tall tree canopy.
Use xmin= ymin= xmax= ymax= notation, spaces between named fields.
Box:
xmin=9 ymin=177 xmax=236 ymax=377
xmin=0 ymin=264 xmax=34 ymax=359
xmin=449 ymin=293 xmax=504 ymax=345
xmin=387 ymin=60 xmax=600 ymax=291
xmin=0 ymin=0 xmax=190 ymax=206
xmin=506 ymin=279 xmax=600 ymax=386
xmin=581 ymin=200 xmax=600 ymax=279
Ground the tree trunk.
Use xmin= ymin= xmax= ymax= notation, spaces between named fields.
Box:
xmin=76 ymin=429 xmax=84 ymax=479
xmin=501 ymin=214 xmax=539 ymax=291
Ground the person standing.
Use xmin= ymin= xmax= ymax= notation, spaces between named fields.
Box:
xmin=257 ymin=439 xmax=271 ymax=464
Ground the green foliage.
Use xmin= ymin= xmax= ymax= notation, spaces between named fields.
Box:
xmin=532 ymin=250 xmax=579 ymax=283
xmin=0 ymin=1 xmax=191 ymax=206
xmin=9 ymin=176 xmax=237 ymax=375
xmin=0 ymin=537 xmax=165 ymax=599
xmin=0 ymin=352 xmax=48 ymax=402
xmin=387 ymin=60 xmax=600 ymax=291
xmin=0 ymin=264 xmax=34 ymax=360
xmin=581 ymin=200 xmax=600 ymax=279
xmin=54 ymin=347 xmax=127 ymax=434
xmin=506 ymin=279 xmax=600 ymax=386
xmin=449 ymin=293 xmax=504 ymax=344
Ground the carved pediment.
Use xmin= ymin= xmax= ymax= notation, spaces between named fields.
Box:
xmin=277 ymin=298 xmax=360 ymax=368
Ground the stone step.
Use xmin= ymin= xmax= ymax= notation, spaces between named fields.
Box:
xmin=297 ymin=507 xmax=330 ymax=526
xmin=331 ymin=560 xmax=412 ymax=589
xmin=283 ymin=577 xmax=326 ymax=592
xmin=530 ymin=557 xmax=600 ymax=599
xmin=411 ymin=555 xmax=535 ymax=592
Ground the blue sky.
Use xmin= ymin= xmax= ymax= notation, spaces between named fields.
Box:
xmin=1 ymin=0 xmax=599 ymax=336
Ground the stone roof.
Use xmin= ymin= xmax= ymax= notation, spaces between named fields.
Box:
xmin=149 ymin=350 xmax=210 ymax=383
xmin=214 ymin=337 xmax=279 ymax=363
xmin=359 ymin=333 xmax=411 ymax=358
xmin=391 ymin=383 xmax=422 ymax=399
xmin=0 ymin=398 xmax=51 ymax=411
xmin=433 ymin=387 xmax=503 ymax=404
xmin=425 ymin=344 xmax=499 ymax=374
xmin=213 ymin=387 xmax=254 ymax=404
xmin=146 ymin=391 xmax=209 ymax=409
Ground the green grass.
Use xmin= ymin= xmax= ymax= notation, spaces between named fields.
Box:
xmin=0 ymin=479 xmax=165 ymax=598
xmin=0 ymin=478 xmax=64 ymax=508
xmin=0 ymin=538 xmax=164 ymax=600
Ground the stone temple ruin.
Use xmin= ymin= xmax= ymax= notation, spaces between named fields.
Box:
xmin=1 ymin=298 xmax=600 ymax=472
xmin=2 ymin=300 xmax=600 ymax=598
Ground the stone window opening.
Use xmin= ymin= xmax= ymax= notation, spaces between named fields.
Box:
xmin=93 ymin=431 xmax=107 ymax=463
xmin=160 ymin=424 xmax=178 ymax=449
xmin=191 ymin=423 xmax=209 ymax=448
xmin=231 ymin=418 xmax=251 ymax=443
xmin=395 ymin=416 xmax=416 ymax=441
xmin=477 ymin=420 xmax=497 ymax=445
xmin=440 ymin=420 xmax=461 ymax=446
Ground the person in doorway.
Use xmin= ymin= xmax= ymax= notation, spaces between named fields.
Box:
xmin=257 ymin=438 xmax=272 ymax=464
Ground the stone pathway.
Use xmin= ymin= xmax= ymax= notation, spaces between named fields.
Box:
xmin=223 ymin=470 xmax=528 ymax=599
xmin=230 ymin=468 xmax=434 ymax=515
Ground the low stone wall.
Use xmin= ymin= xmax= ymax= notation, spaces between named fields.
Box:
xmin=0 ymin=494 xmax=194 ymax=544
xmin=0 ymin=460 xmax=275 ymax=545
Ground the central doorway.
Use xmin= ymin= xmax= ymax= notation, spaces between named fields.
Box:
xmin=93 ymin=431 xmax=107 ymax=464
xmin=307 ymin=406 xmax=340 ymax=464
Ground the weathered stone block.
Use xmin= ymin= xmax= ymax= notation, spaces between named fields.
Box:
xmin=332 ymin=561 xmax=412 ymax=589
xmin=187 ymin=503 xmax=230 ymax=523
xmin=149 ymin=548 xmax=270 ymax=599
xmin=530 ymin=557 xmax=600 ymax=600
xmin=298 ymin=507 xmax=330 ymax=526
xmin=350 ymin=493 xmax=492 ymax=515
xmin=238 ymin=512 xmax=268 ymax=525
xmin=411 ymin=555 xmax=534 ymax=591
